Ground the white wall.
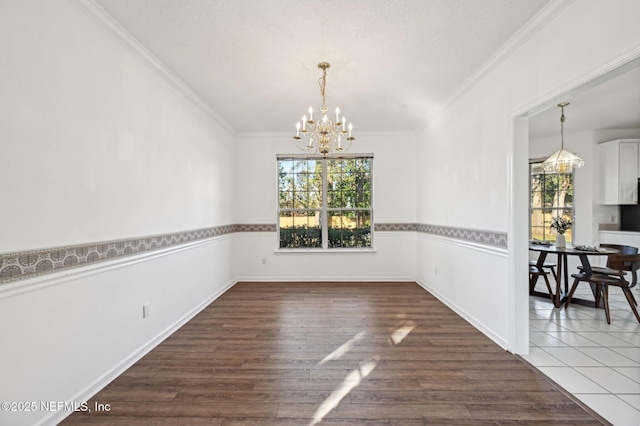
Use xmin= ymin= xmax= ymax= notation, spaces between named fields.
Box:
xmin=0 ymin=1 xmax=236 ymax=424
xmin=416 ymin=0 xmax=640 ymax=353
xmin=3 ymin=0 xmax=640 ymax=424
xmin=233 ymin=131 xmax=417 ymax=281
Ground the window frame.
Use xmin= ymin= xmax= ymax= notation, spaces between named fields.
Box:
xmin=276 ymin=154 xmax=374 ymax=250
xmin=529 ymin=158 xmax=575 ymax=244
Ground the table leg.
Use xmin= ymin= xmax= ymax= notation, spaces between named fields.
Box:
xmin=554 ymin=254 xmax=565 ymax=308
xmin=578 ymin=253 xmax=592 ymax=275
xmin=563 ymin=254 xmax=569 ymax=294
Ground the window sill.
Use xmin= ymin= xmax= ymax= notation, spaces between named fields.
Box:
xmin=275 ymin=248 xmax=377 ymax=254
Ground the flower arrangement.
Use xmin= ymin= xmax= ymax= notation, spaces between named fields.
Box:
xmin=550 ymin=216 xmax=572 ymax=235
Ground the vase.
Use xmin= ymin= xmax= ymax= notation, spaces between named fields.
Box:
xmin=555 ymin=233 xmax=566 ymax=248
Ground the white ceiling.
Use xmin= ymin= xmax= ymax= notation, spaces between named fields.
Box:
xmin=92 ymin=0 xmax=639 ymax=137
xmin=528 ymin=62 xmax=640 ymax=140
xmin=93 ymin=0 xmax=550 ymax=132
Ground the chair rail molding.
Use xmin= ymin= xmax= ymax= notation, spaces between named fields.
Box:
xmin=1 ymin=223 xmax=505 ymax=286
xmin=0 ymin=224 xmax=274 ymax=286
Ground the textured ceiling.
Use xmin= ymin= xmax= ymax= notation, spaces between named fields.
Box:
xmin=93 ymin=0 xmax=551 ymax=133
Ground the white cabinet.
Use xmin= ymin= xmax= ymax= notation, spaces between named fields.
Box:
xmin=599 ymin=139 xmax=640 ymax=205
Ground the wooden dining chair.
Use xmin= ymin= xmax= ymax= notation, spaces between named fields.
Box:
xmin=529 ymin=264 xmax=556 ymax=304
xmin=529 ymin=257 xmax=557 ymax=300
xmin=577 ymin=244 xmax=638 ymax=288
xmin=567 ymin=253 xmax=640 ymax=324
xmin=529 ymin=260 xmax=558 ymax=282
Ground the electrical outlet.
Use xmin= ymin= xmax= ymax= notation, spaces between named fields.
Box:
xmin=143 ymin=303 xmax=150 ymax=319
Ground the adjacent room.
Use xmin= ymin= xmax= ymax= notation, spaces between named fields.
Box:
xmin=526 ymin=63 xmax=640 ymax=425
xmin=1 ymin=0 xmax=639 ymax=425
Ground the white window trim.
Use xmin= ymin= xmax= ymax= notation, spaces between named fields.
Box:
xmin=276 ymin=153 xmax=374 ymax=251
xmin=529 ymin=158 xmax=575 ymax=242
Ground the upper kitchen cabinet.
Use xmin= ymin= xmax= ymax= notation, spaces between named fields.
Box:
xmin=599 ymin=139 xmax=640 ymax=205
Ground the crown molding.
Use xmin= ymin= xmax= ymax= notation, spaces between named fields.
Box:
xmin=512 ymin=46 xmax=640 ymax=119
xmin=418 ymin=0 xmax=574 ymax=132
xmin=68 ymin=0 xmax=236 ymax=135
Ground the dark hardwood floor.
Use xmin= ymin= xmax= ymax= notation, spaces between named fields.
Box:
xmin=62 ymin=282 xmax=605 ymax=425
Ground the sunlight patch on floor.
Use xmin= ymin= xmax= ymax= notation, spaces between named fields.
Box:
xmin=391 ymin=320 xmax=416 ymax=345
xmin=318 ymin=331 xmax=367 ymax=366
xmin=310 ymin=319 xmax=418 ymax=424
xmin=309 ymin=357 xmax=380 ymax=426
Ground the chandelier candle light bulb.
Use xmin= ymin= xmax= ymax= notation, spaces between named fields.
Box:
xmin=293 ymin=62 xmax=355 ymax=156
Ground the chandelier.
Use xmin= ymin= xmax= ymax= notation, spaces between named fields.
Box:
xmin=542 ymin=102 xmax=584 ymax=173
xmin=293 ymin=62 xmax=354 ymax=156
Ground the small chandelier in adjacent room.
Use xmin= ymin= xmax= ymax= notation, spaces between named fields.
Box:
xmin=293 ymin=62 xmax=354 ymax=156
xmin=542 ymin=102 xmax=584 ymax=173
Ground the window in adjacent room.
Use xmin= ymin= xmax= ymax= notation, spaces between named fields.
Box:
xmin=278 ymin=155 xmax=373 ymax=249
xmin=530 ymin=161 xmax=574 ymax=244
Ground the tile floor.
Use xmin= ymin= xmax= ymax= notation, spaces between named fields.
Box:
xmin=522 ymin=280 xmax=640 ymax=426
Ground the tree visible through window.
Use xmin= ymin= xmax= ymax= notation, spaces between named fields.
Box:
xmin=530 ymin=162 xmax=574 ymax=243
xmin=278 ymin=156 xmax=372 ymax=249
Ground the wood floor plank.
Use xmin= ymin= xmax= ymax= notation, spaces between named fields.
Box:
xmin=61 ymin=282 xmax=604 ymax=425
xmin=252 ymin=378 xmax=425 ymax=392
xmin=62 ymin=416 xmax=222 ymax=425
xmin=276 ymin=401 xmax=473 ymax=420
xmin=221 ymin=419 xmax=424 ymax=426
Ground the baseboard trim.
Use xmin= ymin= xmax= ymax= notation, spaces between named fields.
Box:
xmin=416 ymin=278 xmax=509 ymax=350
xmin=46 ymin=278 xmax=237 ymax=426
xmin=235 ymin=276 xmax=417 ymax=283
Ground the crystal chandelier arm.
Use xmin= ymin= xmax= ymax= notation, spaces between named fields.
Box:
xmin=296 ymin=136 xmax=314 ymax=151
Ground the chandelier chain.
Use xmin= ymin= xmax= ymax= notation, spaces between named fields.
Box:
xmin=560 ymin=104 xmax=565 ymax=149
xmin=318 ymin=67 xmax=327 ymax=109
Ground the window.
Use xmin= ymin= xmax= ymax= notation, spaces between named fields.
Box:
xmin=530 ymin=161 xmax=574 ymax=243
xmin=278 ymin=155 xmax=372 ymax=249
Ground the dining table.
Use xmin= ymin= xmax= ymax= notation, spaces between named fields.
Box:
xmin=529 ymin=243 xmax=620 ymax=308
